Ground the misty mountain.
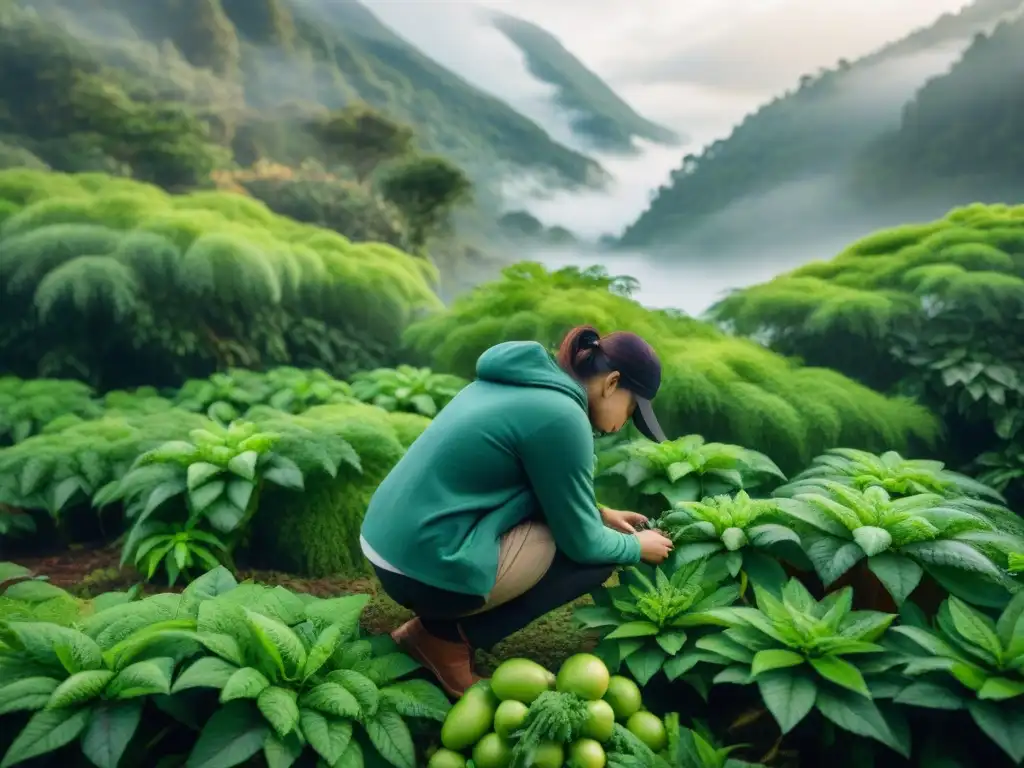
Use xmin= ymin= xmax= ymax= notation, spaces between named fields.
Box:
xmin=487 ymin=11 xmax=681 ymax=155
xmin=5 ymin=0 xmax=608 ymax=192
xmin=854 ymin=12 xmax=1024 ymax=202
xmin=619 ymin=0 xmax=1024 ymax=251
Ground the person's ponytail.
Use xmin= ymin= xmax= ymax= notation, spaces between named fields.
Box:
xmin=556 ymin=325 xmax=602 ymax=379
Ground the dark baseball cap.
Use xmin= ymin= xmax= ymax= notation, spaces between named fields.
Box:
xmin=584 ymin=330 xmax=667 ymax=443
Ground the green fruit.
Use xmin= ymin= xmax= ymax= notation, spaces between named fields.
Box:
xmin=626 ymin=711 xmax=667 ymax=753
xmin=556 ymin=653 xmax=610 ymax=701
xmin=473 ymin=733 xmax=513 ymax=768
xmin=428 ymin=748 xmax=468 ymax=768
xmin=491 ymin=658 xmax=554 ymax=704
xmin=441 ymin=683 xmax=498 ymax=751
xmin=569 ymin=738 xmax=607 ymax=768
xmin=530 ymin=741 xmax=564 ymax=768
xmin=581 ymin=699 xmax=615 ymax=742
xmin=494 ymin=699 xmax=530 ymax=738
xmin=603 ymin=676 xmax=643 ymax=721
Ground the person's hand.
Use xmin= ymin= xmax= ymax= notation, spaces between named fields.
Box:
xmin=636 ymin=529 xmax=673 ymax=565
xmin=600 ymin=506 xmax=649 ymax=534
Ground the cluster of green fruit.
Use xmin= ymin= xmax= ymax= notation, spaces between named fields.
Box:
xmin=428 ymin=654 xmax=666 ymax=768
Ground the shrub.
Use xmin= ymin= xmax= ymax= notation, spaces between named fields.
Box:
xmin=0 ymin=376 xmax=100 ymax=445
xmin=349 ymin=365 xmax=468 ymax=417
xmin=0 ymin=169 xmax=442 ymax=389
xmin=0 ymin=566 xmax=450 ymax=767
xmin=404 ymin=263 xmax=940 ymax=473
xmin=246 ymin=403 xmax=430 ymax=577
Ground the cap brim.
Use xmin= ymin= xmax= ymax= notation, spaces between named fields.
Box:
xmin=633 ymin=397 xmax=667 ymax=442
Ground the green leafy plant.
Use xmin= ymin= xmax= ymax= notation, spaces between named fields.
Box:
xmin=0 ymin=504 xmax=34 ymax=538
xmin=699 ymin=579 xmax=908 ymax=757
xmin=656 ymin=491 xmax=805 ymax=593
xmin=599 ymin=436 xmax=786 ymax=517
xmin=972 ymin=442 xmax=1024 ymax=495
xmin=0 ymin=567 xmax=449 ymax=768
xmin=175 ymin=367 xmax=356 ymax=422
xmin=576 ymin=557 xmax=740 ymax=689
xmin=777 ymin=483 xmax=1020 ymax=607
xmin=773 ymin=448 xmax=1004 ymax=502
xmin=103 ymin=419 xmax=358 ymax=584
xmin=653 ymin=714 xmax=763 ymax=768
xmin=0 ymin=377 xmax=101 ymax=445
xmin=349 ymin=365 xmax=468 ymax=417
xmin=0 ymin=562 xmax=137 ymax=626
xmin=883 ymin=592 xmax=1024 ymax=763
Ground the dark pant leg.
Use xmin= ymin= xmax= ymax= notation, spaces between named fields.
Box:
xmin=372 ymin=565 xmax=485 ymax=641
xmin=458 ymin=552 xmax=616 ymax=650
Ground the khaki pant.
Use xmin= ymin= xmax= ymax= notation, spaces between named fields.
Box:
xmin=463 ymin=521 xmax=557 ymax=615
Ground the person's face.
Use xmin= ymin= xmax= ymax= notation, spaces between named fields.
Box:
xmin=586 ymin=372 xmax=636 ymax=435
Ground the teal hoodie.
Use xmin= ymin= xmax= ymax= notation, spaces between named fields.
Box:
xmin=359 ymin=341 xmax=641 ymax=595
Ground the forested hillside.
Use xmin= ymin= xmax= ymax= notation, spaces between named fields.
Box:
xmin=489 ymin=11 xmax=680 ymax=154
xmin=0 ymin=0 xmax=606 ymax=192
xmin=855 ymin=12 xmax=1024 ymax=199
xmin=619 ymin=0 xmax=1024 ymax=249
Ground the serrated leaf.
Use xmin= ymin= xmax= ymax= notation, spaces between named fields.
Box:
xmin=300 ymin=708 xmax=354 ymax=764
xmin=48 ymin=669 xmax=114 ymax=708
xmin=378 ymin=679 xmax=451 ymax=721
xmin=221 ymin=667 xmax=271 ymax=702
xmin=0 ymin=676 xmax=59 ymax=715
xmin=329 ymin=669 xmax=380 ymax=718
xmin=0 ymin=706 xmax=90 ymax=768
xmin=301 ymin=682 xmax=361 ymax=718
xmin=364 ymin=708 xmax=415 ymax=768
xmin=258 ymin=687 xmax=300 ymax=738
xmin=303 ymin=624 xmax=344 ymax=682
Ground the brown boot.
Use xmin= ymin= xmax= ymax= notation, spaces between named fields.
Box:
xmin=391 ymin=618 xmax=483 ymax=698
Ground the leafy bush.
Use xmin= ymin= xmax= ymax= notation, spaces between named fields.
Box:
xmin=0 ymin=566 xmax=449 ymax=767
xmin=0 ymin=169 xmax=442 ymax=389
xmin=0 ymin=376 xmax=100 ymax=445
xmin=350 ymin=366 xmax=468 ymax=417
xmin=709 ymin=204 xmax=1024 ymax=503
xmin=657 ymin=492 xmax=806 ymax=593
xmin=404 ymin=263 xmax=939 ymax=473
xmin=699 ymin=579 xmax=909 ymax=757
xmin=598 ymin=435 xmax=786 ymax=516
xmin=575 ymin=558 xmax=740 ymax=689
xmin=0 ymin=562 xmax=137 ymax=626
xmin=174 ymin=366 xmax=357 ymax=422
xmin=885 ymin=591 xmax=1024 ymax=763
xmin=776 ymin=483 xmax=1021 ymax=608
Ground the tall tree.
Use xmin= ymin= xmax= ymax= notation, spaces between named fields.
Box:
xmin=378 ymin=155 xmax=472 ymax=250
xmin=313 ymin=104 xmax=415 ymax=182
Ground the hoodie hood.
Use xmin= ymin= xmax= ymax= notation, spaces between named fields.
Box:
xmin=476 ymin=341 xmax=587 ymax=412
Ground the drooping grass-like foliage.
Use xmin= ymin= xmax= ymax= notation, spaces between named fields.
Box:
xmin=404 ymin=263 xmax=940 ymax=473
xmin=708 ymin=204 xmax=1024 ymax=502
xmin=0 ymin=169 xmax=443 ymax=390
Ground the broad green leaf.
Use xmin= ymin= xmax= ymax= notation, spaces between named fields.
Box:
xmin=606 ymin=621 xmax=660 ymax=640
xmin=978 ymin=676 xmax=1024 ymax=701
xmin=335 ymin=738 xmax=365 ymax=768
xmin=173 ymin=657 xmax=240 ymax=694
xmin=968 ymin=699 xmax=1024 ymax=763
xmin=816 ymin=686 xmax=906 ymax=757
xmin=947 ymin=598 xmax=1003 ymax=662
xmin=361 ymin=653 xmax=421 ymax=686
xmin=107 ymin=657 xmax=175 ymax=699
xmin=300 ymin=709 xmax=354 ymax=764
xmin=751 ymin=649 xmax=804 ymax=677
xmin=809 ymin=656 xmax=870 ymax=697
xmin=301 ymin=682 xmax=361 ymax=718
xmin=303 ymin=624 xmax=344 ymax=681
xmin=0 ymin=676 xmax=59 ymax=715
xmin=996 ymin=591 xmax=1024 ymax=653
xmin=0 ymin=706 xmax=90 ymax=768
xmin=258 ymin=687 xmax=300 ymax=738
xmin=852 ymin=526 xmax=893 ymax=557
xmin=624 ymin=645 xmax=667 ymax=686
xmin=263 ymin=731 xmax=303 ymax=768
xmin=655 ymin=630 xmax=687 ymax=656
xmin=377 ymin=680 xmax=451 ymax=721
xmin=245 ymin=610 xmax=306 ymax=681
xmin=304 ymin=594 xmax=370 ymax=636
xmin=901 ymin=540 xmax=1002 ymax=577
xmin=81 ymin=700 xmax=143 ymax=768
xmin=757 ymin=670 xmax=816 ymax=733
xmin=867 ymin=553 xmax=922 ymax=607
xmin=263 ymin=457 xmax=304 ymax=490
xmin=574 ymin=606 xmax=620 ymax=628
xmin=2 ymin=622 xmax=103 ymax=675
xmin=328 ymin=669 xmax=381 ymax=718
xmin=221 ymin=667 xmax=271 ymax=703
xmin=227 ymin=451 xmax=259 ymax=481
xmin=893 ymin=681 xmax=964 ymax=710
xmin=695 ymin=635 xmax=755 ymax=664
xmin=48 ymin=669 xmax=114 ymax=708
xmin=805 ymin=536 xmax=866 ymax=586
xmin=188 ymin=462 xmax=223 ymax=491
xmin=186 ymin=700 xmax=270 ymax=768
xmin=662 ymin=651 xmax=725 ymax=681
xmin=364 ymin=708 xmax=416 ymax=768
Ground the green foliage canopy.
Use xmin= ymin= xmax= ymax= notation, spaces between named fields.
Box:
xmin=403 ymin=263 xmax=939 ymax=473
xmin=0 ymin=169 xmax=442 ymax=389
